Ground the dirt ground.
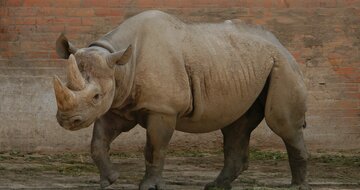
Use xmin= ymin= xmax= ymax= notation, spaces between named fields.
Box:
xmin=0 ymin=150 xmax=359 ymax=190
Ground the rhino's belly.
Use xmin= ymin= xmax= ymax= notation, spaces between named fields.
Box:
xmin=175 ymin=65 xmax=270 ymax=133
xmin=175 ymin=92 xmax=261 ymax=133
xmin=176 ymin=117 xmax=238 ymax=133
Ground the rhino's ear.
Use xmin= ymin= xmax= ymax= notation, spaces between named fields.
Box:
xmin=106 ymin=45 xmax=132 ymax=68
xmin=56 ymin=33 xmax=78 ymax=59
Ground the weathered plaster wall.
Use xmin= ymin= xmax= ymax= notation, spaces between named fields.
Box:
xmin=0 ymin=0 xmax=359 ymax=152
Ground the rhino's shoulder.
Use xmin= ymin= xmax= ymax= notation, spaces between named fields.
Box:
xmin=129 ymin=10 xmax=184 ymax=27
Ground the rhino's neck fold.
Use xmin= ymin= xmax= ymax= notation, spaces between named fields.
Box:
xmin=111 ymin=58 xmax=136 ymax=110
xmin=89 ymin=40 xmax=116 ymax=53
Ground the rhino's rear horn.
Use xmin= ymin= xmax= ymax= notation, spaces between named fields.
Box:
xmin=53 ymin=75 xmax=75 ymax=111
xmin=67 ymin=54 xmax=86 ymax=90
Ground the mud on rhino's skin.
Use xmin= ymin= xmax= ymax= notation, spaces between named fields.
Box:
xmin=53 ymin=10 xmax=309 ymax=190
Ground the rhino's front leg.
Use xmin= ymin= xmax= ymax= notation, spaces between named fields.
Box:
xmin=140 ymin=114 xmax=176 ymax=190
xmin=91 ymin=112 xmax=136 ymax=189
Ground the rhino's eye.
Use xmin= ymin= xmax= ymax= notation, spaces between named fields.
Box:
xmin=92 ymin=93 xmax=101 ymax=104
xmin=93 ymin=94 xmax=100 ymax=101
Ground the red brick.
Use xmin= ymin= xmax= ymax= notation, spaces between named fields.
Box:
xmin=191 ymin=0 xmax=209 ymax=7
xmin=53 ymin=0 xmax=82 ymax=8
xmin=208 ymin=0 xmax=234 ymax=7
xmin=20 ymin=17 xmax=37 ymax=25
xmin=261 ymin=0 xmax=273 ymax=8
xmin=333 ymin=67 xmax=356 ymax=75
xmin=3 ymin=0 xmax=23 ymax=7
xmin=0 ymin=41 xmax=9 ymax=48
xmin=6 ymin=25 xmax=37 ymax=33
xmin=340 ymin=0 xmax=360 ymax=7
xmin=65 ymin=25 xmax=94 ymax=33
xmin=279 ymin=0 xmax=291 ymax=8
xmin=82 ymin=0 xmax=108 ymax=7
xmin=24 ymin=33 xmax=58 ymax=41
xmin=177 ymin=0 xmax=194 ymax=8
xmin=327 ymin=52 xmax=342 ymax=65
xmin=20 ymin=41 xmax=53 ymax=50
xmin=0 ymin=33 xmax=19 ymax=41
xmin=0 ymin=50 xmax=16 ymax=58
xmin=1 ymin=17 xmax=36 ymax=25
xmin=37 ymin=7 xmax=66 ymax=16
xmin=0 ymin=8 xmax=8 ymax=16
xmin=67 ymin=8 xmax=94 ymax=17
xmin=105 ymin=16 xmax=123 ymax=25
xmin=0 ymin=17 xmax=10 ymax=25
xmin=36 ymin=17 xmax=82 ymax=25
xmin=94 ymin=8 xmax=123 ymax=16
xmin=230 ymin=0 xmax=246 ymax=7
xmin=23 ymin=0 xmax=52 ymax=7
xmin=8 ymin=7 xmax=38 ymax=17
xmin=107 ymin=0 xmax=135 ymax=7
xmin=81 ymin=17 xmax=103 ymax=26
xmin=24 ymin=51 xmax=51 ymax=59
xmin=35 ymin=17 xmax=55 ymax=25
xmin=55 ymin=17 xmax=82 ymax=25
xmin=161 ymin=0 xmax=180 ymax=7
xmin=136 ymin=0 xmax=163 ymax=8
xmin=36 ymin=25 xmax=65 ymax=33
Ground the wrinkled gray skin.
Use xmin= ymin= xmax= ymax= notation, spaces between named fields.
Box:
xmin=54 ymin=10 xmax=309 ymax=190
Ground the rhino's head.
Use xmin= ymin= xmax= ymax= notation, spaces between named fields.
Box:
xmin=54 ymin=33 xmax=132 ymax=131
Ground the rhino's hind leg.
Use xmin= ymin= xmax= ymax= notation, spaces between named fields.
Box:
xmin=265 ymin=119 xmax=310 ymax=190
xmin=91 ymin=112 xmax=137 ymax=189
xmin=264 ymin=57 xmax=310 ymax=190
xmin=284 ymin=132 xmax=309 ymax=190
xmin=205 ymin=99 xmax=264 ymax=190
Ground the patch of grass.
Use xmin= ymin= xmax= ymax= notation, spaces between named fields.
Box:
xmin=250 ymin=149 xmax=287 ymax=161
xmin=9 ymin=151 xmax=25 ymax=157
xmin=0 ymin=154 xmax=12 ymax=161
xmin=110 ymin=152 xmax=140 ymax=158
xmin=22 ymin=153 xmax=92 ymax=165
xmin=244 ymin=187 xmax=297 ymax=190
xmin=313 ymin=154 xmax=360 ymax=167
xmin=55 ymin=164 xmax=97 ymax=176
xmin=167 ymin=150 xmax=223 ymax=158
xmin=7 ymin=166 xmax=50 ymax=175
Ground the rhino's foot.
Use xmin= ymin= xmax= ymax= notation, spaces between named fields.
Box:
xmin=100 ymin=171 xmax=119 ymax=189
xmin=204 ymin=181 xmax=232 ymax=190
xmin=291 ymin=183 xmax=311 ymax=190
xmin=139 ymin=177 xmax=164 ymax=190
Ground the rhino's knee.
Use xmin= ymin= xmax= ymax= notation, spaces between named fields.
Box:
xmin=91 ymin=150 xmax=99 ymax=159
xmin=91 ymin=146 xmax=105 ymax=162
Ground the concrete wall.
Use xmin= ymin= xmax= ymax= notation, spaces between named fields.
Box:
xmin=0 ymin=0 xmax=359 ymax=153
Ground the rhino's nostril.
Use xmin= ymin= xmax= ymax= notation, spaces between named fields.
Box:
xmin=73 ymin=119 xmax=81 ymax=125
xmin=70 ymin=116 xmax=82 ymax=126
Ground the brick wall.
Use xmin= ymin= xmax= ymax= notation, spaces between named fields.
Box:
xmin=0 ymin=0 xmax=359 ymax=152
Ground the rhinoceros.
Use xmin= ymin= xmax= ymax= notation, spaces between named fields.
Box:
xmin=53 ymin=10 xmax=309 ymax=190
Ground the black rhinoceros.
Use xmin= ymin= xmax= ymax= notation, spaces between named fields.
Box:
xmin=53 ymin=10 xmax=309 ymax=190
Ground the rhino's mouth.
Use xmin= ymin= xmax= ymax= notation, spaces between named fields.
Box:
xmin=57 ymin=114 xmax=92 ymax=131
xmin=68 ymin=119 xmax=94 ymax=131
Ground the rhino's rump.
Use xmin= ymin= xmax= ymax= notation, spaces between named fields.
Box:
xmin=176 ymin=26 xmax=276 ymax=133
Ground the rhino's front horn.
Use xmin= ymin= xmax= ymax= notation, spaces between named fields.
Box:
xmin=53 ymin=75 xmax=75 ymax=111
xmin=67 ymin=54 xmax=86 ymax=90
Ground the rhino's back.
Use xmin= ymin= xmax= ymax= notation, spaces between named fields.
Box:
xmin=176 ymin=24 xmax=278 ymax=133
